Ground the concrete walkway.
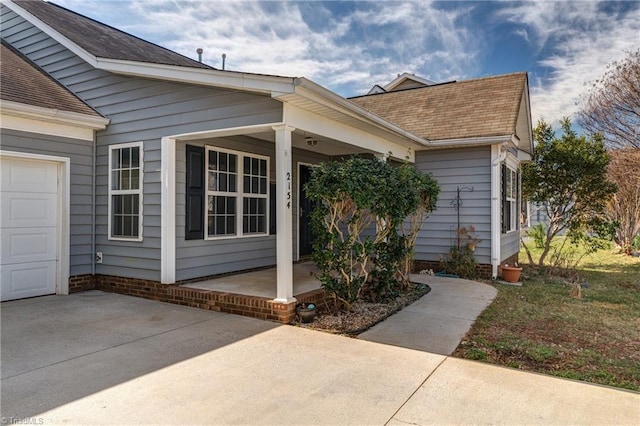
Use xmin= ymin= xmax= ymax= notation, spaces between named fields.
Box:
xmin=359 ymin=275 xmax=498 ymax=354
xmin=2 ymin=291 xmax=638 ymax=425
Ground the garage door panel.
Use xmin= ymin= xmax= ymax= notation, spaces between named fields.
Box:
xmin=0 ymin=192 xmax=57 ymax=228
xmin=0 ymin=156 xmax=60 ymax=301
xmin=0 ymin=228 xmax=57 ymax=264
xmin=0 ymin=261 xmax=56 ymax=301
xmin=0 ymin=158 xmax=57 ymax=193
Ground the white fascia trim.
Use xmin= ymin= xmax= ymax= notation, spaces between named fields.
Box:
xmin=289 ymin=78 xmax=429 ymax=149
xmin=0 ymin=100 xmax=109 ymax=129
xmin=167 ymin=123 xmax=283 ymax=142
xmin=284 ymin=103 xmax=415 ymax=162
xmin=98 ymin=58 xmax=296 ymax=95
xmin=4 ymin=0 xmax=99 ymax=67
xmin=6 ymin=1 xmax=296 ymax=96
xmin=523 ymin=78 xmax=534 ymax=154
xmin=0 ymin=150 xmax=70 ymax=295
xmin=427 ymin=135 xmax=513 ymax=149
xmin=1 ymin=113 xmax=95 ymax=141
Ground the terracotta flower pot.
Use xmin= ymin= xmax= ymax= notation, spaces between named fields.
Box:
xmin=501 ymin=265 xmax=522 ymax=283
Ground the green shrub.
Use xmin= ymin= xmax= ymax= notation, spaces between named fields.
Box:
xmin=440 ymin=226 xmax=481 ymax=279
xmin=527 ymin=223 xmax=546 ymax=249
xmin=306 ymin=156 xmax=439 ymax=311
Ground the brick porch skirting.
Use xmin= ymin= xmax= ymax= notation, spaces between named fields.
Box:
xmin=67 ymin=274 xmax=329 ymax=324
xmin=412 ymin=260 xmax=494 ymax=278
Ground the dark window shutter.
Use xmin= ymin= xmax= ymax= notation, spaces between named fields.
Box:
xmin=501 ymin=163 xmax=508 ymax=234
xmin=185 ymin=145 xmax=205 ymax=240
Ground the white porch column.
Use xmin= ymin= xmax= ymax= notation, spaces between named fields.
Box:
xmin=273 ymin=124 xmax=296 ymax=303
xmin=161 ymin=137 xmax=176 ymax=284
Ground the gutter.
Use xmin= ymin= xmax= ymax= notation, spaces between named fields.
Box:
xmin=1 ymin=100 xmax=109 ymax=129
xmin=427 ymin=135 xmax=513 ymax=149
xmin=91 ymin=131 xmax=96 ymax=277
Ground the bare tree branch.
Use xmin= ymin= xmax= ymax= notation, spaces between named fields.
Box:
xmin=578 ymin=50 xmax=640 ymax=150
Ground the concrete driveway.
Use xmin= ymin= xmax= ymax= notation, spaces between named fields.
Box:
xmin=2 ymin=291 xmax=638 ymax=425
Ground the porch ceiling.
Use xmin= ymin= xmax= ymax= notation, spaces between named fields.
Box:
xmin=238 ymin=130 xmax=371 ymax=157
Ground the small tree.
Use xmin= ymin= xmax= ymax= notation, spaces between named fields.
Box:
xmin=306 ymin=157 xmax=439 ymax=311
xmin=371 ymin=162 xmax=439 ymax=296
xmin=606 ymin=149 xmax=640 ymax=254
xmin=579 ymin=50 xmax=640 ymax=150
xmin=522 ymin=118 xmax=617 ymax=266
xmin=306 ymin=158 xmax=384 ymax=310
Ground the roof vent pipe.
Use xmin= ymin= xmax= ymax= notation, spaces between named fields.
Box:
xmin=196 ymin=48 xmax=203 ymax=62
xmin=222 ymin=53 xmax=226 ymax=70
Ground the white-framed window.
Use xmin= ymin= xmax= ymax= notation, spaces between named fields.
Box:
xmin=206 ymin=146 xmax=269 ymax=239
xmin=108 ymin=142 xmax=143 ymax=241
xmin=502 ymin=163 xmax=519 ymax=233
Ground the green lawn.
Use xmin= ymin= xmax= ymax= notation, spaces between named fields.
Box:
xmin=453 ymin=247 xmax=640 ymax=391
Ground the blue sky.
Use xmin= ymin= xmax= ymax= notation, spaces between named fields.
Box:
xmin=54 ymin=0 xmax=639 ymax=127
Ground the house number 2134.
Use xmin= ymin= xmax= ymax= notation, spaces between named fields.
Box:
xmin=286 ymin=172 xmax=291 ymax=209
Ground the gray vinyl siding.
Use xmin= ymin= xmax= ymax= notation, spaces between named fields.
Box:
xmin=175 ymin=137 xmax=328 ymax=281
xmin=501 ymin=230 xmax=520 ymax=262
xmin=414 ymin=146 xmax=492 ymax=265
xmin=0 ymin=129 xmax=94 ymax=276
xmin=3 ymin=7 xmax=284 ymax=281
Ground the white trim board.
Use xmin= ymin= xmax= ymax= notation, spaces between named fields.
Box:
xmin=0 ymin=150 xmax=70 ymax=296
xmin=0 ymin=112 xmax=101 ymax=142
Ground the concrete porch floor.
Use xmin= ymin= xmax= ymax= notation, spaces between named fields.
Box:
xmin=183 ymin=261 xmax=322 ymax=298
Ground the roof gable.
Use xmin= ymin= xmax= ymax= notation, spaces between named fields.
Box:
xmin=11 ymin=0 xmax=211 ymax=70
xmin=350 ymin=72 xmax=529 ymax=143
xmin=0 ymin=40 xmax=101 ymax=117
xmin=384 ymin=72 xmax=437 ymax=91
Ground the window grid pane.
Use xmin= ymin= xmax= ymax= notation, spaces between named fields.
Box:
xmin=503 ymin=166 xmax=519 ymax=232
xmin=208 ymin=195 xmax=237 ymax=236
xmin=243 ymin=197 xmax=266 ymax=234
xmin=110 ymin=145 xmax=142 ymax=239
xmin=208 ymin=150 xmax=237 ymax=194
xmin=243 ymin=156 xmax=267 ymax=195
xmin=207 ymin=149 xmax=268 ymax=238
xmin=111 ymin=194 xmax=140 ymax=238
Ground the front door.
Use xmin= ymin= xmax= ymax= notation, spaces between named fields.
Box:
xmin=298 ymin=164 xmax=316 ymax=257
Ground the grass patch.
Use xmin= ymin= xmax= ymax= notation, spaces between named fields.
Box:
xmin=454 ymin=248 xmax=640 ymax=391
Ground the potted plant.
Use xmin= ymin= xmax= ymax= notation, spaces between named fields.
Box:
xmin=296 ymin=303 xmax=317 ymax=323
xmin=501 ymin=263 xmax=523 ymax=283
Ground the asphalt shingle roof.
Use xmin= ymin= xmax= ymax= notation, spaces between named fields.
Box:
xmin=1 ymin=40 xmax=101 ymax=116
xmin=14 ymin=0 xmax=212 ymax=70
xmin=350 ymin=72 xmax=527 ymax=141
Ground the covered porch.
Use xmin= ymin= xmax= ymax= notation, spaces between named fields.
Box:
xmin=183 ymin=261 xmax=322 ymax=299
xmin=158 ymin=80 xmax=429 ymax=321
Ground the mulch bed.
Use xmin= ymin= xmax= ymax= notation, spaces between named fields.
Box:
xmin=295 ymin=282 xmax=430 ymax=335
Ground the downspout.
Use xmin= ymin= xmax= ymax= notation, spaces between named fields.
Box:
xmin=491 ymin=142 xmax=508 ymax=278
xmin=91 ymin=132 xmax=96 ymax=277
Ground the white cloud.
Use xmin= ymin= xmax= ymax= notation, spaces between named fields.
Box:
xmin=56 ymin=0 xmax=480 ymax=97
xmin=53 ymin=0 xmax=637 ymax=129
xmin=498 ymin=1 xmax=640 ymax=127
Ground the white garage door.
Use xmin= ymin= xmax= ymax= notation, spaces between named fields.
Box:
xmin=1 ymin=157 xmax=59 ymax=301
